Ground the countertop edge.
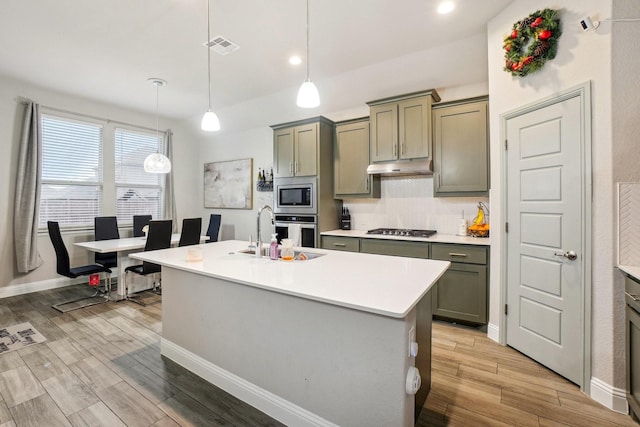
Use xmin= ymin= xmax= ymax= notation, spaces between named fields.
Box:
xmin=619 ymin=265 xmax=640 ymax=281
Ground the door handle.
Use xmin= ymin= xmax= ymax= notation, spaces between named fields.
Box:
xmin=554 ymin=250 xmax=577 ymax=261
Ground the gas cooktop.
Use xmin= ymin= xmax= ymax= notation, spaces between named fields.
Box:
xmin=366 ymin=228 xmax=437 ymax=238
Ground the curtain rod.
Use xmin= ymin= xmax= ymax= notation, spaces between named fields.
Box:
xmin=17 ymin=97 xmax=166 ymax=134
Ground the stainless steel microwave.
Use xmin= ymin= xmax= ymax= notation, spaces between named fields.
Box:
xmin=274 ymin=177 xmax=317 ymax=214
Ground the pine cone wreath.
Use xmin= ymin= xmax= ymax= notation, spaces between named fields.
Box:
xmin=520 ymin=16 xmax=534 ymax=30
xmin=534 ymin=41 xmax=550 ymax=57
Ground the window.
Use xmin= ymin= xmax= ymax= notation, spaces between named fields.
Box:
xmin=114 ymin=127 xmax=165 ymax=225
xmin=39 ymin=112 xmax=166 ymax=231
xmin=39 ymin=114 xmax=103 ymax=229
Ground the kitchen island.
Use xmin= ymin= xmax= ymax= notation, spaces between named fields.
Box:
xmin=130 ymin=240 xmax=449 ymax=427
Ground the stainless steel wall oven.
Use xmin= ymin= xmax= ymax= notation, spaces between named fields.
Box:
xmin=274 ymin=214 xmax=317 ymax=248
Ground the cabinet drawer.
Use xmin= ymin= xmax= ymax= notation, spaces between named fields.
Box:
xmin=321 ymin=236 xmax=360 ymax=252
xmin=360 ymin=239 xmax=429 ymax=259
xmin=626 ymin=276 xmax=640 ymax=302
xmin=431 ymin=243 xmax=487 ymax=265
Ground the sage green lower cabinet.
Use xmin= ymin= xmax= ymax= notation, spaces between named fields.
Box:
xmin=321 ymin=236 xmax=360 ymax=252
xmin=625 ymin=275 xmax=640 ymax=421
xmin=320 ymin=236 xmax=489 ymax=325
xmin=360 ymin=239 xmax=429 ymax=259
xmin=431 ymin=243 xmax=488 ymax=324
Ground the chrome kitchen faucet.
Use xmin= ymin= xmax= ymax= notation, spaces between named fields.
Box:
xmin=255 ymin=205 xmax=275 ymax=258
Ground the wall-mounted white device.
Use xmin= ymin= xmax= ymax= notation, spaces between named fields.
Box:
xmin=405 ymin=366 xmax=422 ymax=395
xmin=579 ymin=16 xmax=600 ymax=32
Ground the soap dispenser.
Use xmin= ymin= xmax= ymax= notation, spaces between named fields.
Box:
xmin=269 ymin=234 xmax=279 ymax=260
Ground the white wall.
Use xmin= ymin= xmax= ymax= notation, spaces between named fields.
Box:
xmin=198 ymin=125 xmax=275 ymax=243
xmin=0 ymin=74 xmax=194 ymax=289
xmin=487 ymin=0 xmax=623 ymax=402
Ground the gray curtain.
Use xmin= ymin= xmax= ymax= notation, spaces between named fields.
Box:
xmin=163 ymin=130 xmax=177 ymax=232
xmin=14 ymin=101 xmax=44 ymax=273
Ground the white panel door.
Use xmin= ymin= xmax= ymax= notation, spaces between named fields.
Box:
xmin=506 ymin=95 xmax=583 ymax=385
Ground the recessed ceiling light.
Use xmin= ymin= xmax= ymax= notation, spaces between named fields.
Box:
xmin=437 ymin=1 xmax=455 ymax=14
xmin=289 ymin=55 xmax=302 ymax=65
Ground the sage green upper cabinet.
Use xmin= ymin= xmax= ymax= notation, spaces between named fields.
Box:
xmin=334 ymin=118 xmax=380 ymax=198
xmin=368 ymin=89 xmax=440 ymax=162
xmin=272 ymin=117 xmax=334 ymax=178
xmin=273 ymin=123 xmax=317 ymax=178
xmin=433 ymin=97 xmax=489 ymax=197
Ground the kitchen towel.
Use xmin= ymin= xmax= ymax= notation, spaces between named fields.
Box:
xmin=287 ymin=224 xmax=302 ymax=246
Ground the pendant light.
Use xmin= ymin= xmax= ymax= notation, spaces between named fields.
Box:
xmin=296 ymin=0 xmax=320 ymax=108
xmin=201 ymin=0 xmax=221 ymax=131
xmin=144 ymin=78 xmax=171 ymax=174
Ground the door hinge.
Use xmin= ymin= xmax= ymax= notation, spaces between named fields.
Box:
xmin=505 ymin=304 xmax=508 ymax=315
xmin=505 ymin=222 xmax=509 ymax=233
xmin=504 ymin=139 xmax=508 ymax=150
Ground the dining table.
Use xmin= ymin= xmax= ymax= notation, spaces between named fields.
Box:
xmin=75 ymin=234 xmax=208 ymax=299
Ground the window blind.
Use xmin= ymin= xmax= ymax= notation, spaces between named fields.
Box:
xmin=114 ymin=127 xmax=164 ymax=224
xmin=39 ymin=115 xmax=103 ymax=229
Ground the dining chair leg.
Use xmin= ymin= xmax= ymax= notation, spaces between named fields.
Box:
xmin=52 ymin=272 xmax=111 ymax=313
xmin=124 ymin=271 xmax=161 ymax=307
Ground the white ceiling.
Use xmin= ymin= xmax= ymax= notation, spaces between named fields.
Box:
xmin=0 ymin=0 xmax=512 ymax=121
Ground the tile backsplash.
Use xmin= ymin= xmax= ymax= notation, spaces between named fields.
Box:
xmin=618 ymin=182 xmax=640 ymax=266
xmin=343 ymin=176 xmax=489 ymax=235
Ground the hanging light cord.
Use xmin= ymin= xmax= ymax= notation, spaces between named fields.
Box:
xmin=305 ymin=0 xmax=310 ymax=79
xmin=206 ymin=0 xmax=212 ymax=111
xmin=155 ymin=82 xmax=160 ymax=142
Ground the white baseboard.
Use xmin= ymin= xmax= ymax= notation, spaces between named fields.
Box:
xmin=0 ymin=277 xmax=84 ymax=299
xmin=590 ymin=376 xmax=629 ymax=414
xmin=161 ymin=338 xmax=339 ymax=427
xmin=487 ymin=322 xmax=500 ymax=343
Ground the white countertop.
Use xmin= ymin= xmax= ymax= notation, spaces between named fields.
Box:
xmin=619 ymin=265 xmax=640 ymax=281
xmin=321 ymin=229 xmax=490 ymax=246
xmin=130 ymin=240 xmax=450 ymax=319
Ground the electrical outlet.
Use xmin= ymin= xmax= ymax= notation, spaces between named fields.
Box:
xmin=408 ymin=326 xmax=416 ymax=357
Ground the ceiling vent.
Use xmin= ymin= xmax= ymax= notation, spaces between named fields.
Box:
xmin=205 ymin=35 xmax=240 ymax=56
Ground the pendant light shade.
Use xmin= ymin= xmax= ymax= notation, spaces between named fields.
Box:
xmin=296 ymin=78 xmax=320 ymax=108
xmin=144 ymin=152 xmax=171 ymax=173
xmin=202 ymin=0 xmax=221 ymax=131
xmin=201 ymin=109 xmax=221 ymax=131
xmin=144 ymin=78 xmax=171 ymax=174
xmin=297 ymin=0 xmax=320 ymax=108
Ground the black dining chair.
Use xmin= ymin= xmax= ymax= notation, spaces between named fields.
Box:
xmin=133 ymin=215 xmax=152 ymax=237
xmin=47 ymin=221 xmax=112 ymax=312
xmin=124 ymin=219 xmax=172 ymax=305
xmin=206 ymin=214 xmax=221 ymax=243
xmin=94 ymin=216 xmax=120 ymax=269
xmin=179 ymin=217 xmax=202 ymax=247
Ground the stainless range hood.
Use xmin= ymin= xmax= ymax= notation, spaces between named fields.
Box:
xmin=366 ymin=159 xmax=433 ymax=176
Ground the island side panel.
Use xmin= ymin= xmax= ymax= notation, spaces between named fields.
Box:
xmin=161 ymin=267 xmax=418 ymax=427
xmin=415 ymin=290 xmax=432 ymax=419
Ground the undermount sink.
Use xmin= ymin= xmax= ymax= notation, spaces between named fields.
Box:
xmin=237 ymin=248 xmax=325 ymax=260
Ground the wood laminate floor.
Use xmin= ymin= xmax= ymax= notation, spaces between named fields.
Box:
xmin=0 ymin=284 xmax=635 ymax=427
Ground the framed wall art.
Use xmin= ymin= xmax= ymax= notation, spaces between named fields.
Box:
xmin=204 ymin=158 xmax=253 ymax=209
